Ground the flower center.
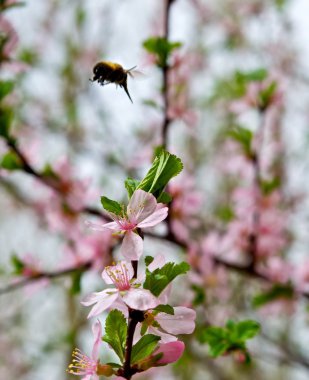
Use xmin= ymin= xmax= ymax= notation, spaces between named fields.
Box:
xmin=106 ymin=262 xmax=131 ymax=291
xmin=67 ymin=348 xmax=97 ymax=376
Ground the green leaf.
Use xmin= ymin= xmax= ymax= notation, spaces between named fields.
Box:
xmin=125 ymin=177 xmax=140 ymax=199
xmin=198 ymin=319 xmax=260 ymax=358
xmin=145 ymin=256 xmax=154 ymax=267
xmin=191 ymin=284 xmax=206 ymax=306
xmin=143 ymin=37 xmax=182 ymax=68
xmin=226 ymin=126 xmax=253 ymax=157
xmin=157 ymin=191 xmax=172 ymax=204
xmin=103 ymin=310 xmax=127 ymax=363
xmin=0 ymin=107 xmax=13 ymax=139
xmin=137 ymin=150 xmax=183 ymax=200
xmin=260 ymin=177 xmax=281 ymax=195
xmin=131 ymin=334 xmax=160 ymax=364
xmin=210 ymin=68 xmax=268 ymax=104
xmin=252 ymin=283 xmax=294 ymax=308
xmin=144 ymin=261 xmax=190 ymax=297
xmin=100 ymin=196 xmax=123 ymax=216
xmin=11 ymin=254 xmax=24 ymax=274
xmin=152 ymin=304 xmax=174 ymax=315
xmin=70 ymin=270 xmax=82 ymax=295
xmin=1 ymin=151 xmax=23 ymax=170
xmin=231 ymin=320 xmax=260 ymax=341
xmin=0 ymin=80 xmax=14 ymax=101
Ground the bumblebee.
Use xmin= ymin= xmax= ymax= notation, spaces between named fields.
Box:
xmin=90 ymin=61 xmax=137 ymax=103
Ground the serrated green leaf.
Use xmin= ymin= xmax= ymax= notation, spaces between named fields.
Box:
xmin=137 ymin=150 xmax=183 ymax=200
xmin=152 ymin=304 xmax=174 ymax=315
xmin=100 ymin=196 xmax=123 ymax=216
xmin=0 ymin=80 xmax=14 ymax=100
xmin=131 ymin=334 xmax=160 ymax=364
xmin=103 ymin=310 xmax=127 ymax=363
xmin=144 ymin=261 xmax=190 ymax=296
xmin=252 ymin=283 xmax=294 ymax=308
xmin=1 ymin=151 xmax=23 ymax=170
xmin=125 ymin=177 xmax=140 ymax=199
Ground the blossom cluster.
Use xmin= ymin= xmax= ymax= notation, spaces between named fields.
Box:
xmin=67 ymin=165 xmax=196 ymax=379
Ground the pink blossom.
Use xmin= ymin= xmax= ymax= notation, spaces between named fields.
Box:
xmin=67 ymin=320 xmax=102 ymax=380
xmin=82 ymin=261 xmax=159 ymax=318
xmin=154 ymin=341 xmax=185 ymax=365
xmin=87 ymin=190 xmax=168 ymax=260
xmin=145 ymin=306 xmax=196 ymax=343
xmin=169 ymin=174 xmax=203 ymax=243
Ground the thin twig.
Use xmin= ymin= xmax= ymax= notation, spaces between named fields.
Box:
xmin=0 ymin=261 xmax=91 ymax=295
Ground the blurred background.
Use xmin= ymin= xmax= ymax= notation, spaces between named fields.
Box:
xmin=1 ymin=0 xmax=309 ymax=379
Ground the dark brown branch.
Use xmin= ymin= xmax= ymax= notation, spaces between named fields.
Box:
xmin=161 ymin=0 xmax=176 ymax=149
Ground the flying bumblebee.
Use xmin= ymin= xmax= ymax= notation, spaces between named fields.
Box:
xmin=90 ymin=61 xmax=137 ymax=103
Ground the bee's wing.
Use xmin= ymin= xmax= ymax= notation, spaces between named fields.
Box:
xmin=127 ymin=69 xmax=146 ymax=80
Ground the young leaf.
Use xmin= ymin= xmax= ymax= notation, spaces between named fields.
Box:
xmin=103 ymin=310 xmax=127 ymax=363
xmin=100 ymin=196 xmax=123 ymax=216
xmin=125 ymin=177 xmax=140 ymax=199
xmin=145 ymin=256 xmax=154 ymax=267
xmin=232 ymin=320 xmax=260 ymax=341
xmin=0 ymin=107 xmax=13 ymax=139
xmin=143 ymin=37 xmax=182 ymax=68
xmin=11 ymin=254 xmax=24 ymax=274
xmin=226 ymin=126 xmax=253 ymax=157
xmin=131 ymin=334 xmax=160 ymax=364
xmin=1 ymin=151 xmax=23 ymax=170
xmin=0 ymin=80 xmax=14 ymax=101
xmin=252 ymin=283 xmax=294 ymax=308
xmin=143 ymin=261 xmax=190 ymax=297
xmin=137 ymin=150 xmax=183 ymax=200
xmin=198 ymin=319 xmax=260 ymax=358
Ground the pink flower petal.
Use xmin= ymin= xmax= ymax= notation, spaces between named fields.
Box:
xmin=155 ymin=341 xmax=185 ymax=365
xmin=148 ymin=254 xmax=166 ymax=272
xmin=137 ymin=207 xmax=168 ymax=228
xmin=91 ymin=320 xmax=102 ymax=360
xmin=120 ymin=231 xmax=143 ymax=260
xmin=156 ymin=307 xmax=196 ymax=335
xmin=123 ymin=288 xmax=159 ymax=310
xmin=81 ymin=290 xmax=119 ymax=318
xmin=127 ymin=190 xmax=157 ymax=224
